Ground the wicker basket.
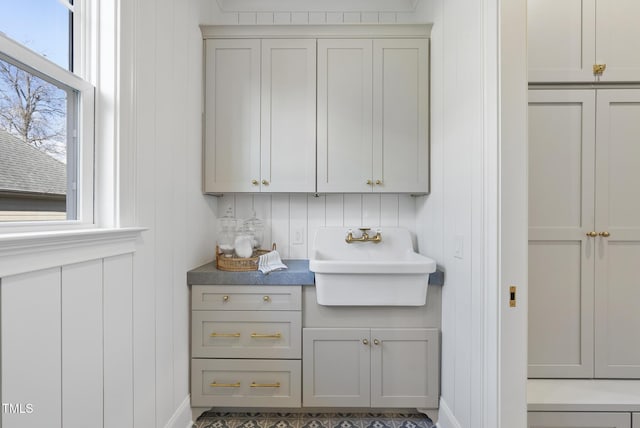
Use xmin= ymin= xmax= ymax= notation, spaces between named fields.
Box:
xmin=215 ymin=243 xmax=277 ymax=272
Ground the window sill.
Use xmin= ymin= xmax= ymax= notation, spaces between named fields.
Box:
xmin=0 ymin=227 xmax=146 ymax=277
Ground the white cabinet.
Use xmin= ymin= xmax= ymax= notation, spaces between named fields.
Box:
xmin=528 ymin=0 xmax=640 ymax=82
xmin=204 ymin=39 xmax=316 ymax=193
xmin=302 ymin=328 xmax=439 ymax=408
xmin=317 ymin=39 xmax=429 ymax=193
xmin=528 ymin=89 xmax=640 ymax=378
xmin=190 ymin=285 xmax=302 ymax=408
xmin=528 ymin=412 xmax=631 ymax=428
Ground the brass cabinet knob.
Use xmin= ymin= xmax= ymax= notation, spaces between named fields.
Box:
xmin=586 ymin=231 xmax=598 ymax=237
xmin=375 ymin=180 xmax=383 ymax=185
xmin=251 ymin=179 xmax=259 ymax=185
xmin=223 ymin=295 xmax=229 ymax=302
xmin=366 ymin=179 xmax=373 ymax=185
xmin=593 ymin=64 xmax=607 ymax=75
xmin=362 ymin=339 xmax=369 ymax=345
xmin=373 ymin=339 xmax=380 ymax=345
xmin=599 ymin=231 xmax=610 ymax=237
xmin=263 ymin=295 xmax=271 ymax=302
xmin=262 ymin=179 xmax=270 ymax=186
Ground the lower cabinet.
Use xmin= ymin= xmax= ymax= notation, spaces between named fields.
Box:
xmin=302 ymin=328 xmax=439 ymax=408
xmin=528 ymin=412 xmax=631 ymax=428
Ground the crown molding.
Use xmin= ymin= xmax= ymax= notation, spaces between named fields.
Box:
xmin=216 ymin=0 xmax=419 ymax=13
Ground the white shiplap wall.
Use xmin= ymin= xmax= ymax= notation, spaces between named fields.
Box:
xmin=217 ymin=193 xmax=417 ymax=258
xmin=207 ymin=10 xmax=423 ymax=25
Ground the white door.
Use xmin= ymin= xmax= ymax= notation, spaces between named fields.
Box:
xmin=203 ymin=39 xmax=261 ymax=193
xmin=528 ymin=90 xmax=596 ymax=378
xmin=527 ymin=0 xmax=596 ymax=82
xmin=316 ymin=39 xmax=373 ymax=193
xmin=594 ymin=90 xmax=640 ymax=378
xmin=370 ymin=328 xmax=439 ymax=408
xmin=372 ymin=39 xmax=429 ymax=194
xmin=595 ymin=0 xmax=640 ymax=82
xmin=302 ymin=328 xmax=370 ymax=407
xmin=260 ymin=39 xmax=316 ymax=192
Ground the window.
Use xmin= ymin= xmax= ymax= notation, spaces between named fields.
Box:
xmin=0 ymin=1 xmax=94 ymax=226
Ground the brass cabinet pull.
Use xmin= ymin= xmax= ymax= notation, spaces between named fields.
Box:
xmin=599 ymin=231 xmax=610 ymax=237
xmin=251 ymin=333 xmax=282 ymax=338
xmin=375 ymin=180 xmax=383 ymax=185
xmin=366 ymin=180 xmax=373 ymax=185
xmin=251 ymin=179 xmax=259 ymax=185
xmin=210 ymin=332 xmax=241 ymax=338
xmin=362 ymin=338 xmax=369 ymax=345
xmin=250 ymin=382 xmax=280 ymax=388
xmin=223 ymin=295 xmax=229 ymax=302
xmin=263 ymin=295 xmax=271 ymax=302
xmin=210 ymin=381 xmax=241 ymax=387
xmin=593 ymin=64 xmax=607 ymax=75
xmin=262 ymin=179 xmax=270 ymax=185
xmin=373 ymin=339 xmax=380 ymax=345
xmin=587 ymin=231 xmax=598 ymax=237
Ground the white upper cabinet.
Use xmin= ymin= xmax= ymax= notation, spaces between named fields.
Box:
xmin=528 ymin=0 xmax=640 ymax=82
xmin=317 ymin=38 xmax=429 ymax=193
xmin=204 ymin=39 xmax=261 ymax=193
xmin=204 ymin=39 xmax=316 ymax=193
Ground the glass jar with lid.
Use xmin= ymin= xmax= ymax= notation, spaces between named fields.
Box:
xmin=234 ymin=222 xmax=255 ymax=258
xmin=217 ymin=207 xmax=237 ymax=257
xmin=244 ymin=211 xmax=264 ymax=249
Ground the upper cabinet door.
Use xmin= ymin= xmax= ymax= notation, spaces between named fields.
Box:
xmin=373 ymin=39 xmax=429 ymax=193
xmin=317 ymin=39 xmax=373 ymax=193
xmin=595 ymin=0 xmax=640 ymax=82
xmin=261 ymin=40 xmax=316 ymax=193
xmin=204 ymin=39 xmax=261 ymax=193
xmin=528 ymin=0 xmax=640 ymax=82
xmin=528 ymin=0 xmax=596 ymax=82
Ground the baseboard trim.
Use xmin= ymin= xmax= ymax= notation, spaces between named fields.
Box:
xmin=436 ymin=398 xmax=462 ymax=428
xmin=164 ymin=395 xmax=193 ymax=428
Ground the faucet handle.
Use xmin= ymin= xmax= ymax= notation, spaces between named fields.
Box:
xmin=359 ymin=227 xmax=371 ymax=232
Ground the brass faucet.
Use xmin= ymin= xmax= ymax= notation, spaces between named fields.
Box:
xmin=345 ymin=228 xmax=382 ymax=244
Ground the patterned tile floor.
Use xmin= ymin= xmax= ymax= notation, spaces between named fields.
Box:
xmin=194 ymin=412 xmax=434 ymax=428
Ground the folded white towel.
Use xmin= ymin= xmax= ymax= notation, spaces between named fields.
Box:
xmin=258 ymin=250 xmax=288 ymax=274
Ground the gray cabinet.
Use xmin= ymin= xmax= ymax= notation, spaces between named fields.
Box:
xmin=528 ymin=0 xmax=640 ymax=82
xmin=528 ymin=412 xmax=631 ymax=428
xmin=191 ymin=285 xmax=302 ymax=408
xmin=528 ymin=89 xmax=640 ymax=379
xmin=302 ymin=327 xmax=439 ymax=408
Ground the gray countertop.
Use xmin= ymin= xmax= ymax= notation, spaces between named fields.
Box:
xmin=187 ymin=259 xmax=445 ymax=287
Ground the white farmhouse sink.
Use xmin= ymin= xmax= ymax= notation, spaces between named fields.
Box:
xmin=309 ymin=227 xmax=436 ymax=306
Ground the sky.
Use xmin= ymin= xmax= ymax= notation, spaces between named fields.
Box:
xmin=0 ymin=0 xmax=71 ymax=70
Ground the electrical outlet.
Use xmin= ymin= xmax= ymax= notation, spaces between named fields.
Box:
xmin=293 ymin=227 xmax=305 ymax=245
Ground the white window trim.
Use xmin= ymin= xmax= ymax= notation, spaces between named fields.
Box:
xmin=0 ymin=3 xmax=96 ymax=234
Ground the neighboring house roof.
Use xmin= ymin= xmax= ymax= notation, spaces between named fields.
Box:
xmin=0 ymin=129 xmax=66 ymax=196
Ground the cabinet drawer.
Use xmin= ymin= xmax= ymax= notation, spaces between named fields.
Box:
xmin=192 ymin=285 xmax=301 ymax=311
xmin=191 ymin=358 xmax=301 ymax=408
xmin=192 ymin=311 xmax=301 ymax=359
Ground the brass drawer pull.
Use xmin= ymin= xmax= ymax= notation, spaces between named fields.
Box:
xmin=210 ymin=381 xmax=241 ymax=387
xmin=223 ymin=295 xmax=229 ymax=302
xmin=587 ymin=231 xmax=598 ymax=237
xmin=263 ymin=295 xmax=271 ymax=302
xmin=599 ymin=231 xmax=610 ymax=237
xmin=210 ymin=332 xmax=241 ymax=338
xmin=250 ymin=382 xmax=280 ymax=388
xmin=250 ymin=333 xmax=282 ymax=339
xmin=373 ymin=339 xmax=380 ymax=345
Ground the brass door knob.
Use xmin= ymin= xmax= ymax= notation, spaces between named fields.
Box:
xmin=262 ymin=179 xmax=270 ymax=186
xmin=599 ymin=231 xmax=610 ymax=237
xmin=251 ymin=179 xmax=259 ymax=185
xmin=586 ymin=231 xmax=598 ymax=237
